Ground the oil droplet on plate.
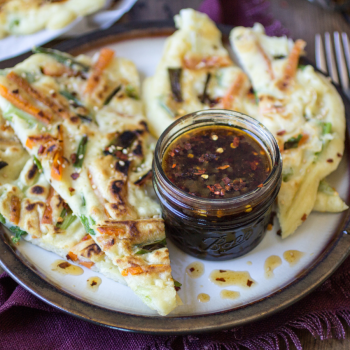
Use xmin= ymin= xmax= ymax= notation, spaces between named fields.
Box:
xmin=87 ymin=276 xmax=102 ymax=292
xmin=197 ymin=293 xmax=210 ymax=303
xmin=209 ymin=270 xmax=256 ymax=288
xmin=246 ymin=261 xmax=252 ymax=265
xmin=186 ymin=261 xmax=204 ymax=278
xmin=51 ymin=259 xmax=84 ymax=276
xmin=220 ymin=289 xmax=240 ymax=300
xmin=264 ymin=255 xmax=282 ymax=279
xmin=283 ymin=250 xmax=305 ymax=267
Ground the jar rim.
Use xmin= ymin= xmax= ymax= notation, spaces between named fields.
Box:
xmin=153 ymin=109 xmax=282 ymax=211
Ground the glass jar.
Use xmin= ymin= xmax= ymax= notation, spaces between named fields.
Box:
xmin=153 ymin=110 xmax=282 ymax=261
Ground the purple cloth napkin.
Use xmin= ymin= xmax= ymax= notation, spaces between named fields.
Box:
xmin=1 ymin=1 xmax=349 ymax=349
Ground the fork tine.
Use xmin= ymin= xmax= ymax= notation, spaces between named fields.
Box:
xmin=315 ymin=34 xmax=327 ymax=74
xmin=334 ymin=32 xmax=349 ymax=91
xmin=341 ymin=33 xmax=350 ymax=74
xmin=325 ymin=32 xmax=339 ymax=84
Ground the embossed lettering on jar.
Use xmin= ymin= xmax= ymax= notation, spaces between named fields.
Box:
xmin=153 ymin=110 xmax=282 ymax=261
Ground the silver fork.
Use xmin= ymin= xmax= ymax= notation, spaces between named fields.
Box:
xmin=315 ymin=32 xmax=350 ymax=100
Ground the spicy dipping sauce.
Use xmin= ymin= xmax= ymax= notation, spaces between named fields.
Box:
xmin=162 ymin=126 xmax=270 ymax=199
xmin=153 ymin=110 xmax=282 ymax=261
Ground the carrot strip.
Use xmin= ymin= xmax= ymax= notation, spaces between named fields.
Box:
xmin=183 ymin=55 xmax=232 ymax=70
xmin=0 ymin=84 xmax=52 ymax=124
xmin=10 ymin=195 xmax=20 ymax=225
xmin=41 ymin=187 xmax=55 ymax=224
xmin=222 ymin=73 xmax=246 ymax=109
xmin=276 ymin=39 xmax=306 ymax=91
xmin=84 ymin=48 xmax=115 ymax=94
xmin=51 ymin=126 xmax=64 ymax=182
xmin=79 ymin=261 xmax=95 ymax=269
xmin=121 ymin=266 xmax=143 ymax=276
xmin=257 ymin=43 xmax=274 ymax=80
xmin=25 ymin=134 xmax=56 ymax=150
xmin=66 ymin=251 xmax=78 ymax=262
xmin=298 ymin=133 xmax=309 ymax=147
xmin=7 ymin=71 xmax=70 ymax=119
xmin=96 ymin=226 xmax=125 ymax=236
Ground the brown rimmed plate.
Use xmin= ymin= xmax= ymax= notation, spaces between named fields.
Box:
xmin=1 ymin=21 xmax=350 ymax=334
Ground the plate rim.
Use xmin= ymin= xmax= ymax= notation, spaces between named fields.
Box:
xmin=1 ymin=20 xmax=350 ymax=334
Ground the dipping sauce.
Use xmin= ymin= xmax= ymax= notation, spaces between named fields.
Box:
xmin=162 ymin=126 xmax=270 ymax=199
xmin=186 ymin=261 xmax=205 ymax=278
xmin=283 ymin=250 xmax=305 ymax=267
xmin=264 ymin=255 xmax=282 ymax=279
xmin=51 ymin=259 xmax=84 ymax=276
xmin=209 ymin=269 xmax=255 ymax=288
xmin=153 ymin=110 xmax=282 ymax=260
xmin=220 ymin=290 xmax=240 ymax=300
xmin=86 ymin=276 xmax=102 ymax=292
xmin=197 ymin=293 xmax=210 ymax=303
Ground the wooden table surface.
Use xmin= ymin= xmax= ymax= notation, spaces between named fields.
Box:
xmin=1 ymin=0 xmax=350 ymax=349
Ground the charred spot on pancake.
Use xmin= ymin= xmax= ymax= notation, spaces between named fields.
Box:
xmin=70 ymin=116 xmax=80 ymax=124
xmin=27 ymin=163 xmax=38 ymax=180
xmin=25 ymin=202 xmax=44 ymax=211
xmin=139 ymin=121 xmax=149 ymax=132
xmin=31 ymin=185 xmax=44 ymax=195
xmin=56 ymin=195 xmax=63 ymax=208
xmin=134 ymin=170 xmax=152 ymax=186
xmin=47 ymin=144 xmax=56 ymax=153
xmin=110 ymin=180 xmax=124 ymax=196
xmin=133 ymin=142 xmax=142 ymax=156
xmin=111 ymin=203 xmax=119 ymax=210
xmin=115 ymin=160 xmax=130 ymax=175
xmin=83 ymin=244 xmax=102 ymax=258
xmin=118 ymin=131 xmax=138 ymax=148
xmin=0 ymin=161 xmax=8 ymax=170
xmin=107 ymin=238 xmax=115 ymax=248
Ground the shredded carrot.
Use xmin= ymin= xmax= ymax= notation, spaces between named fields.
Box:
xmin=10 ymin=195 xmax=20 ymax=225
xmin=7 ymin=71 xmax=69 ymax=119
xmin=67 ymin=251 xmax=78 ymax=262
xmin=41 ymin=187 xmax=55 ymax=224
xmin=96 ymin=226 xmax=125 ymax=236
xmin=183 ymin=55 xmax=232 ymax=70
xmin=51 ymin=126 xmax=64 ymax=181
xmin=79 ymin=261 xmax=95 ymax=269
xmin=298 ymin=133 xmax=309 ymax=146
xmin=121 ymin=266 xmax=143 ymax=276
xmin=84 ymin=48 xmax=115 ymax=94
xmin=222 ymin=73 xmax=246 ymax=109
xmin=0 ymin=84 xmax=52 ymax=124
xmin=257 ymin=42 xmax=274 ymax=80
xmin=276 ymin=39 xmax=306 ymax=91
xmin=25 ymin=134 xmax=56 ymax=150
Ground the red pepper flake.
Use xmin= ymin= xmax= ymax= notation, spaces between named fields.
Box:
xmin=38 ymin=145 xmax=45 ymax=154
xmin=175 ymin=286 xmax=181 ymax=291
xmin=207 ymin=185 xmax=215 ymax=192
xmin=277 ymin=229 xmax=282 ymax=236
xmin=250 ymin=162 xmax=258 ymax=171
xmin=189 ymin=267 xmax=195 ymax=272
xmin=70 ymin=153 xmax=77 ymax=164
xmin=222 ymin=177 xmax=231 ymax=185
xmin=214 ymin=183 xmax=223 ymax=189
xmin=247 ymin=279 xmax=253 ymax=287
xmin=277 ymin=130 xmax=286 ymax=136
xmin=71 ymin=172 xmax=80 ymax=180
xmin=219 ymin=270 xmax=226 ymax=273
xmin=193 ymin=169 xmax=206 ymax=175
xmin=170 ymin=151 xmax=175 ymax=157
xmin=301 ymin=214 xmax=307 ymax=221
xmin=184 ymin=143 xmax=192 ymax=150
xmin=337 ymin=153 xmax=342 ymax=158
xmin=225 ymin=185 xmax=231 ymax=191
xmin=257 ymin=183 xmax=263 ymax=188
xmin=326 ymin=159 xmax=333 ymax=163
xmin=172 ymin=164 xmax=177 ymax=168
xmin=232 ymin=136 xmax=240 ymax=148
xmin=220 ymin=189 xmax=225 ymax=196
xmin=216 ymin=278 xmax=226 ymax=282
xmin=217 ymin=165 xmax=230 ymax=170
xmin=69 ymin=187 xmax=75 ymax=193
xmin=214 ymin=190 xmax=220 ymax=195
xmin=267 ymin=224 xmax=273 ymax=231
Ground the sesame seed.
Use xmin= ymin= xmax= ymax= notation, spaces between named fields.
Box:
xmin=92 ymin=185 xmax=96 ymax=189
xmin=93 ymin=106 xmax=98 ymax=111
xmin=216 ymin=147 xmax=224 ymax=153
xmin=122 ymin=149 xmax=128 ymax=154
xmin=49 ymin=90 xmax=55 ymax=95
xmin=212 ymin=135 xmax=218 ymax=141
xmin=201 ymin=174 xmax=209 ymax=179
xmin=245 ymin=208 xmax=252 ymax=213
xmin=110 ymin=164 xmax=114 ymax=168
xmin=88 ymin=174 xmax=92 ymax=179
xmin=119 ymin=161 xmax=125 ymax=166
xmin=62 ymin=164 xmax=66 ymax=168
